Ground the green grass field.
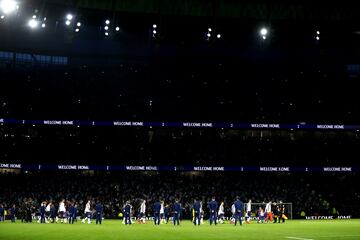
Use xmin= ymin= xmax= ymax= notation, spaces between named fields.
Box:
xmin=1 ymin=219 xmax=360 ymax=240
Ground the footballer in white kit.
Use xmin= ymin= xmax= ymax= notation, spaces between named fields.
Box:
xmin=246 ymin=200 xmax=252 ymax=223
xmin=160 ymin=201 xmax=165 ymax=223
xmin=265 ymin=201 xmax=273 ymax=222
xmin=45 ymin=202 xmax=51 ymax=223
xmin=58 ymin=200 xmax=66 ymax=223
xmin=217 ymin=202 xmax=225 ymax=224
xmin=82 ymin=200 xmax=92 ymax=224
xmin=139 ymin=200 xmax=146 ymax=223
xmin=230 ymin=203 xmax=236 ymax=223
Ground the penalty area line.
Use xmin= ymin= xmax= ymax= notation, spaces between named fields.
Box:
xmin=286 ymin=237 xmax=314 ymax=240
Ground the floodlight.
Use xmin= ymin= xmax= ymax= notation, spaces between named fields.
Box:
xmin=66 ymin=14 xmax=73 ymax=20
xmin=0 ymin=0 xmax=17 ymax=14
xmin=28 ymin=19 xmax=38 ymax=28
xmin=260 ymin=28 xmax=268 ymax=36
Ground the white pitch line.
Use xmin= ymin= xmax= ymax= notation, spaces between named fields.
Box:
xmin=317 ymin=236 xmax=360 ymax=238
xmin=286 ymin=237 xmax=314 ymax=240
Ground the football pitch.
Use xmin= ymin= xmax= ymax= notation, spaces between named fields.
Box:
xmin=1 ymin=219 xmax=360 ymax=240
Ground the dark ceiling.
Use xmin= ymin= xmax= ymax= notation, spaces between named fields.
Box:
xmin=27 ymin=0 xmax=360 ymax=21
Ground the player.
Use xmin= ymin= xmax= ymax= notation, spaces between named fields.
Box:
xmin=172 ymin=199 xmax=181 ymax=226
xmin=264 ymin=201 xmax=273 ymax=223
xmin=0 ymin=204 xmax=5 ymax=222
xmin=68 ymin=203 xmax=77 ymax=224
xmin=67 ymin=203 xmax=73 ymax=224
xmin=164 ymin=204 xmax=169 ymax=224
xmin=139 ymin=200 xmax=146 ymax=224
xmin=45 ymin=201 xmax=51 ymax=223
xmin=217 ymin=201 xmax=225 ymax=224
xmin=273 ymin=203 xmax=279 ymax=223
xmin=58 ymin=199 xmax=66 ymax=223
xmin=279 ymin=202 xmax=287 ymax=223
xmin=230 ymin=202 xmax=236 ymax=224
xmin=121 ymin=203 xmax=127 ymax=224
xmin=153 ymin=200 xmax=161 ymax=225
xmin=82 ymin=200 xmax=92 ymax=224
xmin=39 ymin=202 xmax=46 ymax=223
xmin=123 ymin=201 xmax=132 ymax=225
xmin=95 ymin=201 xmax=103 ymax=225
xmin=192 ymin=198 xmax=201 ymax=226
xmin=200 ymin=201 xmax=204 ymax=224
xmin=159 ymin=201 xmax=165 ymax=224
xmin=50 ymin=203 xmax=56 ymax=223
xmin=245 ymin=199 xmax=252 ymax=224
xmin=24 ymin=202 xmax=32 ymax=223
xmin=257 ymin=207 xmax=265 ymax=223
xmin=233 ymin=196 xmax=243 ymax=226
xmin=10 ymin=204 xmax=16 ymax=223
xmin=208 ymin=197 xmax=218 ymax=226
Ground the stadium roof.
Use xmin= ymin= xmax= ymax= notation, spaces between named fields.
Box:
xmin=26 ymin=0 xmax=360 ymax=21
